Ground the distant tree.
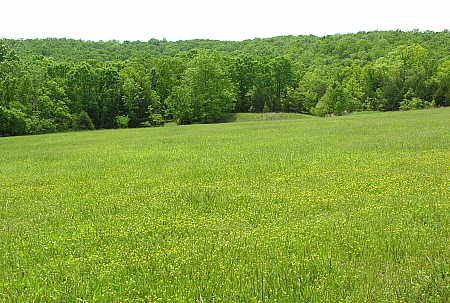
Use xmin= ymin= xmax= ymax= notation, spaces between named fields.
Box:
xmin=96 ymin=65 xmax=122 ymax=128
xmin=313 ymin=85 xmax=356 ymax=116
xmin=248 ymin=57 xmax=276 ymax=112
xmin=120 ymin=60 xmax=163 ymax=127
xmin=153 ymin=56 xmax=186 ymax=111
xmin=1 ymin=31 xmax=449 ymax=137
xmin=166 ymin=85 xmax=194 ymax=124
xmin=281 ymin=87 xmax=305 ymax=113
xmin=230 ymin=55 xmax=257 ymax=112
xmin=296 ymin=67 xmax=333 ymax=113
xmin=66 ymin=62 xmax=101 ymax=124
xmin=271 ymin=56 xmax=295 ymax=111
xmin=168 ymin=51 xmax=236 ymax=124
xmin=428 ymin=59 xmax=450 ymax=106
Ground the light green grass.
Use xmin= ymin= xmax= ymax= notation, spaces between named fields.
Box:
xmin=1 ymin=108 xmax=449 ymax=302
xmin=228 ymin=112 xmax=312 ymax=123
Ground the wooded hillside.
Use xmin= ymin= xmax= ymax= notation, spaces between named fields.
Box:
xmin=1 ymin=30 xmax=449 ymax=136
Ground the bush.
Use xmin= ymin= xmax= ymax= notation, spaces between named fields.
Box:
xmin=400 ymin=97 xmax=434 ymax=110
xmin=115 ymin=115 xmax=129 ymax=128
xmin=0 ymin=106 xmax=27 ymax=136
xmin=312 ymin=99 xmax=330 ymax=116
xmin=53 ymin=106 xmax=73 ymax=131
xmin=72 ymin=111 xmax=95 ymax=130
xmin=149 ymin=113 xmax=165 ymax=126
xmin=26 ymin=116 xmax=58 ymax=135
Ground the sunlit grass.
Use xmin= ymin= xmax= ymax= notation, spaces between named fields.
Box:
xmin=229 ymin=112 xmax=312 ymax=123
xmin=0 ymin=108 xmax=449 ymax=302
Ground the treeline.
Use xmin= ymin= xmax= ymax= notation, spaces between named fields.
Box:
xmin=3 ymin=30 xmax=449 ymax=62
xmin=1 ymin=30 xmax=449 ymax=136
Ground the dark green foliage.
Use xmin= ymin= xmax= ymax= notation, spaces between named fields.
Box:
xmin=73 ymin=111 xmax=95 ymax=130
xmin=3 ymin=31 xmax=449 ymax=63
xmin=25 ymin=116 xmax=58 ymax=135
xmin=0 ymin=43 xmax=18 ymax=63
xmin=281 ymin=87 xmax=306 ymax=113
xmin=147 ymin=112 xmax=164 ymax=127
xmin=0 ymin=106 xmax=27 ymax=136
xmin=428 ymin=59 xmax=450 ymax=106
xmin=0 ymin=31 xmax=449 ymax=136
xmin=230 ymin=55 xmax=258 ymax=112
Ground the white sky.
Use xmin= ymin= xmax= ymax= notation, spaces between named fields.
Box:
xmin=2 ymin=0 xmax=449 ymax=41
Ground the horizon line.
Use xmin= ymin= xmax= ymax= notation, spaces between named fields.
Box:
xmin=1 ymin=28 xmax=449 ymax=43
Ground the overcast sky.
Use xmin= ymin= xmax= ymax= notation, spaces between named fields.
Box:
xmin=2 ymin=0 xmax=449 ymax=41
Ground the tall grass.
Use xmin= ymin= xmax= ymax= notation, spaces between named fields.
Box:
xmin=0 ymin=108 xmax=449 ymax=302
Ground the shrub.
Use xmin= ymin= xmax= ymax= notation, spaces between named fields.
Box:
xmin=400 ymin=97 xmax=434 ymax=110
xmin=115 ymin=115 xmax=129 ymax=128
xmin=26 ymin=116 xmax=58 ymax=135
xmin=73 ymin=111 xmax=95 ymax=130
xmin=0 ymin=106 xmax=27 ymax=136
xmin=312 ymin=99 xmax=330 ymax=116
xmin=149 ymin=113 xmax=165 ymax=126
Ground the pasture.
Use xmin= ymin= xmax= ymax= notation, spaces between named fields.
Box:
xmin=0 ymin=108 xmax=449 ymax=302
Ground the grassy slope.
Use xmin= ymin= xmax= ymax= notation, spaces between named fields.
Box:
xmin=229 ymin=112 xmax=313 ymax=123
xmin=0 ymin=108 xmax=449 ymax=302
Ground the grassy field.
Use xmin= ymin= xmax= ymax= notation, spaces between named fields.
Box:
xmin=228 ymin=112 xmax=312 ymax=123
xmin=0 ymin=108 xmax=449 ymax=302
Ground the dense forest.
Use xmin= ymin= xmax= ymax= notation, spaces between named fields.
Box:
xmin=1 ymin=30 xmax=449 ymax=136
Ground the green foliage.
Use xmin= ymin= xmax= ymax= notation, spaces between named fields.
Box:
xmin=1 ymin=31 xmax=449 ymax=136
xmin=169 ymin=51 xmax=236 ymax=124
xmin=73 ymin=111 xmax=95 ymax=130
xmin=3 ymin=31 xmax=449 ymax=63
xmin=271 ymin=56 xmax=295 ymax=110
xmin=0 ymin=106 xmax=27 ymax=136
xmin=312 ymin=86 xmax=359 ymax=116
xmin=0 ymin=42 xmax=18 ymax=63
xmin=153 ymin=56 xmax=186 ymax=105
xmin=281 ymin=87 xmax=305 ymax=113
xmin=166 ymin=85 xmax=194 ymax=125
xmin=115 ymin=115 xmax=129 ymax=128
xmin=148 ymin=113 xmax=164 ymax=127
xmin=312 ymin=97 xmax=331 ymax=117
xmin=297 ymin=68 xmax=332 ymax=113
xmin=400 ymin=97 xmax=434 ymax=110
xmin=428 ymin=59 xmax=450 ymax=106
xmin=25 ymin=116 xmax=58 ymax=135
xmin=230 ymin=55 xmax=257 ymax=112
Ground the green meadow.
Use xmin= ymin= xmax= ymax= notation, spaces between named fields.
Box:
xmin=0 ymin=108 xmax=449 ymax=302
